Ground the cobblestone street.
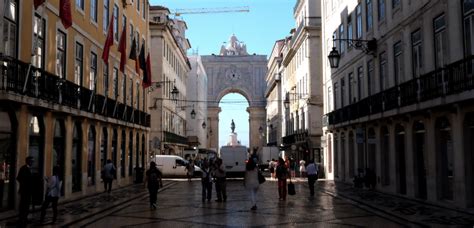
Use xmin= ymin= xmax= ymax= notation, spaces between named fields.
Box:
xmin=2 ymin=178 xmax=474 ymax=227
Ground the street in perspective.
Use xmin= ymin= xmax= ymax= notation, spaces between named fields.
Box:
xmin=1 ymin=0 xmax=474 ymax=227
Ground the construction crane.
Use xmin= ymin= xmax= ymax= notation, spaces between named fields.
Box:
xmin=171 ymin=6 xmax=250 ymax=17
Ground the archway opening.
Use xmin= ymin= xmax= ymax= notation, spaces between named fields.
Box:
xmin=218 ymin=93 xmax=249 ymax=148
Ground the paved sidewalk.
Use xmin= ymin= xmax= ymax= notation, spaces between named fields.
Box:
xmin=314 ymin=179 xmax=474 ymax=227
xmin=0 ymin=181 xmax=175 ymax=227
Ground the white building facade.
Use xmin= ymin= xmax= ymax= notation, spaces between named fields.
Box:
xmin=149 ymin=6 xmax=191 ymax=156
xmin=322 ymin=0 xmax=474 ymax=208
xmin=280 ymin=0 xmax=325 ymax=175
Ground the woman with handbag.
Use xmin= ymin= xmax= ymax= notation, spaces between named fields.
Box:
xmin=244 ymin=158 xmax=259 ymax=210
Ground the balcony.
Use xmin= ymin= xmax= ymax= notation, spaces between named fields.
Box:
xmin=163 ymin=131 xmax=188 ymax=145
xmin=325 ymin=55 xmax=474 ymax=125
xmin=0 ymin=56 xmax=150 ymax=127
xmin=282 ymin=130 xmax=308 ymax=145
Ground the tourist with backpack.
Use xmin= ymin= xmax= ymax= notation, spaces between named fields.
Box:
xmin=145 ymin=161 xmax=162 ymax=210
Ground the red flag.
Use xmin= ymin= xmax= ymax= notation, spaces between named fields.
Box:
xmin=34 ymin=0 xmax=46 ymax=9
xmin=118 ymin=26 xmax=127 ymax=72
xmin=143 ymin=53 xmax=152 ymax=88
xmin=59 ymin=0 xmax=72 ymax=29
xmin=102 ymin=16 xmax=114 ymax=63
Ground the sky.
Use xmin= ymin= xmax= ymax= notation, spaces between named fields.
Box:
xmin=150 ymin=0 xmax=296 ymax=148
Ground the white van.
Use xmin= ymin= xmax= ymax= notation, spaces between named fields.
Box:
xmin=219 ymin=145 xmax=248 ymax=177
xmin=154 ymin=155 xmax=202 ymax=177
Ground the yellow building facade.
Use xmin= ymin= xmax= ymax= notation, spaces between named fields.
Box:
xmin=0 ymin=0 xmax=151 ymax=211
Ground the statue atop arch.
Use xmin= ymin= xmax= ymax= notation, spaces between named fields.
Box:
xmin=219 ymin=34 xmax=249 ymax=56
xmin=231 ymin=119 xmax=235 ymax=133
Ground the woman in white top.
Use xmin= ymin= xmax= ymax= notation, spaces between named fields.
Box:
xmin=299 ymin=160 xmax=306 ymax=177
xmin=40 ymin=166 xmax=62 ymax=224
xmin=244 ymin=157 xmax=260 ymax=210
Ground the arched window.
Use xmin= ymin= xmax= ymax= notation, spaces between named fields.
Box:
xmin=129 ymin=132 xmax=133 ymax=176
xmin=112 ymin=129 xmax=118 ymax=167
xmin=436 ymin=117 xmax=453 ymax=200
xmin=101 ymin=127 xmax=108 ymax=168
xmin=141 ymin=134 xmax=145 ymax=168
xmin=463 ymin=113 xmax=474 ymax=206
xmin=0 ymin=111 xmax=15 ymax=210
xmin=395 ymin=125 xmax=406 ymax=195
xmin=413 ymin=121 xmax=427 ymax=199
xmin=88 ymin=126 xmax=96 ymax=186
xmin=340 ymin=132 xmax=346 ymax=181
xmin=121 ymin=131 xmax=126 ymax=178
xmin=72 ymin=122 xmax=82 ymax=192
xmin=348 ymin=131 xmax=355 ymax=178
xmin=28 ymin=115 xmax=44 ymax=176
xmin=53 ymin=120 xmax=65 ymax=194
xmin=136 ymin=133 xmax=140 ymax=167
xmin=334 ymin=133 xmax=339 ymax=178
xmin=381 ymin=126 xmax=390 ymax=186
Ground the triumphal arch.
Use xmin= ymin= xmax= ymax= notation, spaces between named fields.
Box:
xmin=201 ymin=35 xmax=267 ymax=152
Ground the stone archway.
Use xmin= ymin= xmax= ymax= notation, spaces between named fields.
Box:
xmin=202 ymin=35 xmax=267 ymax=152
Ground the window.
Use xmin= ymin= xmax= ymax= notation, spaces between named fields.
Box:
xmin=113 ymin=4 xmax=119 ymax=41
xmin=56 ymin=31 xmax=66 ymax=78
xmin=113 ymin=67 xmax=118 ymax=98
xmin=122 ymin=15 xmax=127 ymax=30
xmin=90 ymin=0 xmax=97 ymax=22
xmin=3 ymin=0 xmax=17 ymax=58
xmin=347 ymin=15 xmax=353 ymax=48
xmin=137 ymin=0 xmax=140 ymax=11
xmin=367 ymin=60 xmax=374 ymax=95
xmin=33 ymin=15 xmax=45 ymax=69
xmin=366 ymin=0 xmax=373 ymax=31
xmin=136 ymin=82 xmax=140 ymax=109
xmin=90 ymin=52 xmax=97 ymax=90
xmin=349 ymin=72 xmax=355 ymax=104
xmin=142 ymin=1 xmax=146 ymax=19
xmin=394 ymin=41 xmax=403 ymax=84
xmin=129 ymin=78 xmax=133 ymax=106
xmin=392 ymin=0 xmax=400 ymax=9
xmin=75 ymin=43 xmax=83 ymax=86
xmin=334 ymin=82 xmax=339 ymax=109
xmin=356 ymin=4 xmax=363 ymax=39
xmin=103 ymin=64 xmax=109 ymax=96
xmin=333 ymin=31 xmax=337 ymax=48
xmin=103 ymin=0 xmax=109 ymax=32
xmin=411 ymin=29 xmax=423 ymax=78
xmin=379 ymin=52 xmax=387 ymax=90
xmin=122 ymin=76 xmax=127 ymax=103
xmin=358 ymin=66 xmax=364 ymax=99
xmin=378 ymin=0 xmax=386 ymax=21
xmin=434 ymin=15 xmax=447 ymax=69
xmin=341 ymin=78 xmax=345 ymax=107
xmin=129 ymin=24 xmax=134 ymax=43
xmin=339 ymin=24 xmax=345 ymax=53
xmin=328 ymin=87 xmax=333 ymax=111
xmin=76 ymin=0 xmax=84 ymax=10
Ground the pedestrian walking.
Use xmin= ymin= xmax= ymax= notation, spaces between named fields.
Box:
xmin=244 ymin=158 xmax=259 ymax=210
xmin=299 ymin=159 xmax=306 ymax=178
xmin=40 ymin=166 xmax=62 ymax=224
xmin=16 ymin=156 xmax=34 ymax=227
xmin=201 ymin=161 xmax=212 ymax=202
xmin=276 ymin=157 xmax=289 ymax=201
xmin=101 ymin=159 xmax=116 ymax=194
xmin=213 ymin=158 xmax=227 ymax=202
xmin=306 ymin=159 xmax=318 ymax=196
xmin=185 ymin=159 xmax=195 ymax=182
xmin=290 ymin=157 xmax=296 ymax=178
xmin=145 ymin=161 xmax=162 ymax=210
xmin=269 ymin=159 xmax=276 ymax=179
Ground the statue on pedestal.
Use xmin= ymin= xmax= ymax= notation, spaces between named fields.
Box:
xmin=231 ymin=119 xmax=235 ymax=133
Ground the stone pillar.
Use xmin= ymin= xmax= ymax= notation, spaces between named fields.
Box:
xmin=405 ymin=120 xmax=415 ymax=198
xmin=451 ymin=110 xmax=466 ymax=207
xmin=388 ymin=124 xmax=397 ymax=194
xmin=207 ymin=107 xmax=221 ymax=151
xmin=425 ymin=116 xmax=437 ymax=201
xmin=44 ymin=112 xmax=54 ymax=177
xmin=247 ymin=106 xmax=266 ymax=153
xmin=81 ymin=120 xmax=88 ymax=195
xmin=64 ymin=116 xmax=73 ymax=197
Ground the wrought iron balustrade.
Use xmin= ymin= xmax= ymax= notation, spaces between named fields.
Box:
xmin=163 ymin=131 xmax=188 ymax=145
xmin=325 ymin=55 xmax=474 ymax=125
xmin=0 ymin=57 xmax=150 ymax=127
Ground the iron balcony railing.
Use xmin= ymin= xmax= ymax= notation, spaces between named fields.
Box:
xmin=0 ymin=56 xmax=150 ymax=127
xmin=282 ymin=129 xmax=308 ymax=145
xmin=163 ymin=131 xmax=188 ymax=145
xmin=326 ymin=55 xmax=474 ymax=125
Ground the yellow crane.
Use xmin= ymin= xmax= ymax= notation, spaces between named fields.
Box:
xmin=171 ymin=6 xmax=250 ymax=17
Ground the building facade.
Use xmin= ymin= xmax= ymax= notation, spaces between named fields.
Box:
xmin=280 ymin=0 xmax=325 ymax=175
xmin=186 ymin=55 xmax=208 ymax=151
xmin=149 ymin=6 xmax=191 ymax=156
xmin=265 ymin=40 xmax=285 ymax=148
xmin=323 ymin=0 xmax=474 ymax=208
xmin=0 ymin=0 xmax=151 ymax=210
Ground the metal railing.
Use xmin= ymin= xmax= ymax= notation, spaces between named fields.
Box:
xmin=0 ymin=56 xmax=150 ymax=127
xmin=326 ymin=55 xmax=474 ymax=125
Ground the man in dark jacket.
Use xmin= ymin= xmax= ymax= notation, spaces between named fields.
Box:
xmin=17 ymin=156 xmax=34 ymax=227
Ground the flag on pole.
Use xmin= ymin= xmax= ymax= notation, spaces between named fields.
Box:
xmin=129 ymin=37 xmax=140 ymax=73
xmin=102 ymin=16 xmax=114 ymax=63
xmin=143 ymin=53 xmax=152 ymax=88
xmin=118 ymin=26 xmax=127 ymax=72
xmin=34 ymin=0 xmax=46 ymax=9
xmin=59 ymin=0 xmax=72 ymax=29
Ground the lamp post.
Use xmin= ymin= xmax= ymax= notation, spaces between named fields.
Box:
xmin=328 ymin=38 xmax=377 ymax=68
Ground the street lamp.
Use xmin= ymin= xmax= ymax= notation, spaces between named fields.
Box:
xmin=171 ymin=86 xmax=179 ymax=102
xmin=190 ymin=109 xmax=196 ymax=119
xmin=201 ymin=121 xmax=206 ymax=129
xmin=328 ymin=38 xmax=377 ymax=68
